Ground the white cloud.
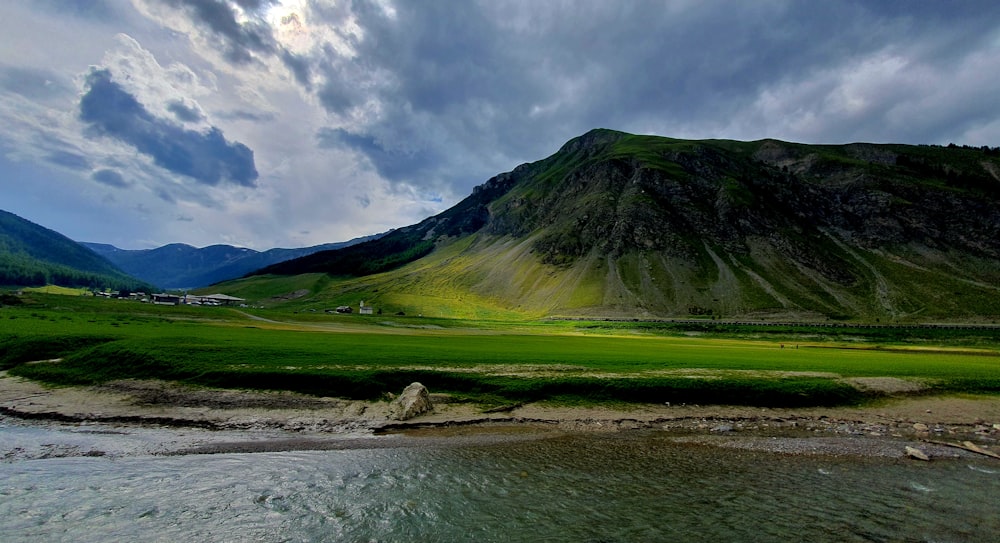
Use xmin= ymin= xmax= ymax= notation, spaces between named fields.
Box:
xmin=99 ymin=34 xmax=215 ymax=126
xmin=726 ymin=40 xmax=1000 ymax=146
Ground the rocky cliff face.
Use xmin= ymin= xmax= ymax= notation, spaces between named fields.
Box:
xmin=484 ymin=130 xmax=1000 ymax=264
xmin=470 ymin=130 xmax=1000 ymax=319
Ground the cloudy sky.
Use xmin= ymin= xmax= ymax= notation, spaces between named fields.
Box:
xmin=2 ymin=1 xmax=999 ymax=250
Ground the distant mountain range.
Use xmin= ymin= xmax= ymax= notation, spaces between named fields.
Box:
xmin=0 ymin=208 xmax=383 ymax=291
xmin=241 ymin=129 xmax=1000 ymax=321
xmin=0 ymin=209 xmax=152 ymax=291
xmin=81 ymin=236 xmax=382 ymax=290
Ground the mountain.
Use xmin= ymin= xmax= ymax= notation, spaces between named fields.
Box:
xmin=243 ymin=129 xmax=1000 ymax=321
xmin=0 ymin=210 xmax=152 ymax=291
xmin=83 ymin=235 xmax=383 ymax=289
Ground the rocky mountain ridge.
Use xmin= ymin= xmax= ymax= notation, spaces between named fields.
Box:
xmin=244 ymin=129 xmax=1000 ymax=321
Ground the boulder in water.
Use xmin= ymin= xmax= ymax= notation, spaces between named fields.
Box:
xmin=389 ymin=382 xmax=433 ymax=420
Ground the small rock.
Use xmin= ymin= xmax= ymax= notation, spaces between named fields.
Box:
xmin=388 ymin=382 xmax=434 ymax=421
xmin=905 ymin=446 xmax=930 ymax=461
xmin=912 ymin=423 xmax=929 ymax=432
xmin=710 ymin=424 xmax=734 ymax=433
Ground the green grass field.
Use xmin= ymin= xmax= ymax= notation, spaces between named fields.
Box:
xmin=22 ymin=285 xmax=92 ymax=296
xmin=2 ymin=293 xmax=998 ymax=407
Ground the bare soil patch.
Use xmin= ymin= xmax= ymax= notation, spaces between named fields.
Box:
xmin=841 ymin=376 xmax=928 ymax=394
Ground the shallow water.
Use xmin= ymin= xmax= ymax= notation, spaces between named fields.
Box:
xmin=1 ymin=426 xmax=998 ymax=542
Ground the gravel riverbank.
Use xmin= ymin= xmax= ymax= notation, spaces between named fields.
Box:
xmin=2 ymin=372 xmax=999 ymax=461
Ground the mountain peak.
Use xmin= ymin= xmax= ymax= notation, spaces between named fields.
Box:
xmin=557 ymin=128 xmax=629 ymax=154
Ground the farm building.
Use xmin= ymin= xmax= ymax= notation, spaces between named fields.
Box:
xmin=191 ymin=293 xmax=246 ymax=306
xmin=152 ymin=293 xmax=182 ymax=305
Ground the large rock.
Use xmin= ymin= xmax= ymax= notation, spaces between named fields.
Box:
xmin=389 ymin=382 xmax=433 ymax=421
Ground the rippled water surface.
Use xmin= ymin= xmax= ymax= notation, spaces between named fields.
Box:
xmin=2 ymin=430 xmax=999 ymax=542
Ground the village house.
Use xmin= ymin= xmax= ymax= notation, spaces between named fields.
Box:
xmin=189 ymin=293 xmax=246 ymax=306
xmin=152 ymin=293 xmax=182 ymax=305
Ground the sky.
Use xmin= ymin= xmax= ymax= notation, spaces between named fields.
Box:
xmin=2 ymin=1 xmax=999 ymax=250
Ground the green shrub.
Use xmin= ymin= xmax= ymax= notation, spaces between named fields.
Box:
xmin=10 ymin=341 xmax=179 ymax=385
xmin=0 ymin=335 xmax=116 ymax=370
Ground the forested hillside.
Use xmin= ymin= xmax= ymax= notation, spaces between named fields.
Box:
xmin=0 ymin=210 xmax=151 ymax=291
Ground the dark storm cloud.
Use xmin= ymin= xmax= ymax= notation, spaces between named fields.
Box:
xmin=348 ymin=2 xmax=531 ymax=115
xmin=280 ymin=48 xmax=313 ymax=89
xmin=315 ymin=72 xmax=358 ymax=114
xmin=116 ymin=0 xmax=1000 ymax=207
xmin=297 ymin=0 xmax=1000 ymax=198
xmin=91 ymin=168 xmax=130 ymax=188
xmin=166 ymin=99 xmax=205 ymax=123
xmin=79 ymin=68 xmax=259 ymax=187
xmin=156 ymin=0 xmax=277 ymax=63
xmin=344 ymin=1 xmax=861 ymax=134
xmin=316 ymin=127 xmax=441 ymax=182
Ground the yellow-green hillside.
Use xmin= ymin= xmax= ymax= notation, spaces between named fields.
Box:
xmin=232 ymin=130 xmax=1000 ymax=322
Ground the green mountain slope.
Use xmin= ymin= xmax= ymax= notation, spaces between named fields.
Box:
xmin=242 ymin=129 xmax=1000 ymax=321
xmin=0 ymin=210 xmax=152 ymax=291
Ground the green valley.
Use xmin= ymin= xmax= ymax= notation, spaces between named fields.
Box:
xmin=4 ymin=130 xmax=999 ymax=409
xmin=3 ymin=293 xmax=998 ymax=408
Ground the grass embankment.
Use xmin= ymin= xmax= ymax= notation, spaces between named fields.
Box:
xmin=2 ymin=294 xmax=999 ymax=408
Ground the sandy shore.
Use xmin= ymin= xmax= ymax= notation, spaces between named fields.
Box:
xmin=2 ymin=371 xmax=999 ymax=461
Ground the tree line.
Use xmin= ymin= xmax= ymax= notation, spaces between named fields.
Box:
xmin=0 ymin=253 xmax=151 ymax=291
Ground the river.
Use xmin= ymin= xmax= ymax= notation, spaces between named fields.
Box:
xmin=2 ymin=418 xmax=998 ymax=542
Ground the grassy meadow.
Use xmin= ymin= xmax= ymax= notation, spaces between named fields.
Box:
xmin=2 ymin=292 xmax=999 ymax=408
